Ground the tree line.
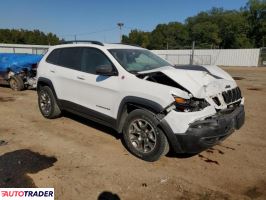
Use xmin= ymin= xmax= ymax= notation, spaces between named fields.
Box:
xmin=0 ymin=29 xmax=60 ymax=45
xmin=0 ymin=0 xmax=264 ymax=49
xmin=122 ymin=0 xmax=266 ymax=49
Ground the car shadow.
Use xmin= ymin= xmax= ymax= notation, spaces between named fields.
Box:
xmin=62 ymin=112 xmax=199 ymax=160
xmin=166 ymin=150 xmax=198 ymax=159
xmin=62 ymin=111 xmax=121 ymax=140
xmin=98 ymin=191 xmax=120 ymax=200
xmin=0 ymin=149 xmax=57 ymax=188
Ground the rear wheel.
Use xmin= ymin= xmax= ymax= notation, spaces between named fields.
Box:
xmin=9 ymin=75 xmax=24 ymax=91
xmin=123 ymin=109 xmax=169 ymax=162
xmin=38 ymin=86 xmax=61 ymax=119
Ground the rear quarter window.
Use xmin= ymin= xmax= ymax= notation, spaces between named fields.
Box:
xmin=46 ymin=49 xmax=61 ymax=65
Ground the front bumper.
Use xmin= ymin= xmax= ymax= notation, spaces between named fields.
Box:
xmin=175 ymin=105 xmax=245 ymax=153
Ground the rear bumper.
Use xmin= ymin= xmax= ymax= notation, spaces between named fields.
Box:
xmin=159 ymin=105 xmax=245 ymax=154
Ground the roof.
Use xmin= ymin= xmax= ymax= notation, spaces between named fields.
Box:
xmin=53 ymin=41 xmax=143 ymax=50
xmin=104 ymin=43 xmax=143 ymax=49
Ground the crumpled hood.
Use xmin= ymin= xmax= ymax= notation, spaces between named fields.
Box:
xmin=139 ymin=65 xmax=237 ymax=98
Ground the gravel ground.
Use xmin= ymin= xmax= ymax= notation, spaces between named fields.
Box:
xmin=0 ymin=67 xmax=266 ymax=200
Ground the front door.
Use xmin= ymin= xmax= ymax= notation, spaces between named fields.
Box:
xmin=76 ymin=47 xmax=121 ymax=118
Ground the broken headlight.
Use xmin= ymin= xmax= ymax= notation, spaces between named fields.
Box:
xmin=172 ymin=96 xmax=209 ymax=112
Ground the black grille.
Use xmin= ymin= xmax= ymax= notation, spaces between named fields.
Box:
xmin=222 ymin=87 xmax=242 ymax=104
xmin=212 ymin=97 xmax=221 ymax=106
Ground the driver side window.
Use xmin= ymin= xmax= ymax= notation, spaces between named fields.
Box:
xmin=81 ymin=48 xmax=113 ymax=74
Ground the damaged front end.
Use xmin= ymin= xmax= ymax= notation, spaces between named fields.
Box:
xmin=168 ymin=96 xmax=210 ymax=112
xmin=136 ymin=65 xmax=244 ymax=113
xmin=136 ymin=65 xmax=245 ymax=154
xmin=174 ymin=105 xmax=245 ymax=153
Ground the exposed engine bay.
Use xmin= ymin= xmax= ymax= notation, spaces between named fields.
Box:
xmin=136 ymin=65 xmax=243 ymax=112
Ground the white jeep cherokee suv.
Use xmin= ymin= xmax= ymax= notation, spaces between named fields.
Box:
xmin=37 ymin=41 xmax=245 ymax=161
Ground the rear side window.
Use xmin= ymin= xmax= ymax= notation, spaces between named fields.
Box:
xmin=81 ymin=48 xmax=113 ymax=74
xmin=58 ymin=48 xmax=82 ymax=71
xmin=46 ymin=49 xmax=60 ymax=65
xmin=46 ymin=47 xmax=82 ymax=71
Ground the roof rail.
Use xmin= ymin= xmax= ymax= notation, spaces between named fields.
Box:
xmin=61 ymin=40 xmax=104 ymax=46
xmin=111 ymin=43 xmax=141 ymax=48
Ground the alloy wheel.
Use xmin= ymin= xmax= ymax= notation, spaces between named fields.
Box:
xmin=39 ymin=90 xmax=52 ymax=115
xmin=128 ymin=119 xmax=157 ymax=153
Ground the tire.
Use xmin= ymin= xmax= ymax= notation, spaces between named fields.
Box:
xmin=123 ymin=109 xmax=169 ymax=162
xmin=9 ymin=75 xmax=24 ymax=91
xmin=38 ymin=86 xmax=61 ymax=119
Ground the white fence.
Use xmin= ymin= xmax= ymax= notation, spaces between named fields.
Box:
xmin=0 ymin=43 xmax=49 ymax=55
xmin=0 ymin=43 xmax=261 ymax=66
xmin=152 ymin=49 xmax=261 ymax=67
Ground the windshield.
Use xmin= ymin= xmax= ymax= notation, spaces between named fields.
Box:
xmin=108 ymin=49 xmax=172 ymax=73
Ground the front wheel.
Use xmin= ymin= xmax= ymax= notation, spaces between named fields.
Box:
xmin=123 ymin=109 xmax=169 ymax=162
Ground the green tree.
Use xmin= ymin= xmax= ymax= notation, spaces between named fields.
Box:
xmin=186 ymin=8 xmax=252 ymax=48
xmin=148 ymin=22 xmax=189 ymax=49
xmin=244 ymin=0 xmax=266 ymax=47
xmin=219 ymin=11 xmax=252 ymax=48
xmin=0 ymin=29 xmax=60 ymax=45
xmin=190 ymin=21 xmax=221 ymax=48
xmin=122 ymin=2 xmax=263 ymax=49
xmin=122 ymin=29 xmax=150 ymax=48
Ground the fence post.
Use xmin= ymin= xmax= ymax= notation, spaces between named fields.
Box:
xmin=259 ymin=47 xmax=266 ymax=67
xmin=190 ymin=41 xmax=195 ymax=65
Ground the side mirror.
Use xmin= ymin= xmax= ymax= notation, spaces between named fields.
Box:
xmin=95 ymin=64 xmax=117 ymax=76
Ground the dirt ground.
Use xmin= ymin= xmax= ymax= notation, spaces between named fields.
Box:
xmin=0 ymin=67 xmax=266 ymax=200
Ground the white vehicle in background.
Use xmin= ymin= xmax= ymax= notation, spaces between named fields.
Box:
xmin=36 ymin=41 xmax=245 ymax=161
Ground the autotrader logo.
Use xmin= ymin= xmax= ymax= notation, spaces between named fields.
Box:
xmin=0 ymin=188 xmax=54 ymax=200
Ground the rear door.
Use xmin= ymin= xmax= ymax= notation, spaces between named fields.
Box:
xmin=47 ymin=47 xmax=85 ymax=104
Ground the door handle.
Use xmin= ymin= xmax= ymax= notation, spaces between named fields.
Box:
xmin=77 ymin=76 xmax=85 ymax=80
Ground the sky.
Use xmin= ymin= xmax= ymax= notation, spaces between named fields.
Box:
xmin=0 ymin=0 xmax=248 ymax=42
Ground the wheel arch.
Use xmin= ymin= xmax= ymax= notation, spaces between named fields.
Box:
xmin=116 ymin=96 xmax=164 ymax=133
xmin=37 ymin=77 xmax=58 ymax=100
xmin=116 ymin=96 xmax=184 ymax=153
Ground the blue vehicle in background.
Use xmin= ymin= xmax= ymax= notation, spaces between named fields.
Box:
xmin=0 ymin=53 xmax=43 ymax=91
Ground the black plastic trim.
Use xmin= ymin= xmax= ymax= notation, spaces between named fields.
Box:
xmin=158 ymin=119 xmax=184 ymax=153
xmin=116 ymin=96 xmax=164 ymax=132
xmin=37 ymin=77 xmax=58 ymax=99
xmin=61 ymin=40 xmax=104 ymax=46
xmin=176 ymin=105 xmax=245 ymax=153
xmin=59 ymin=100 xmax=117 ymax=130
